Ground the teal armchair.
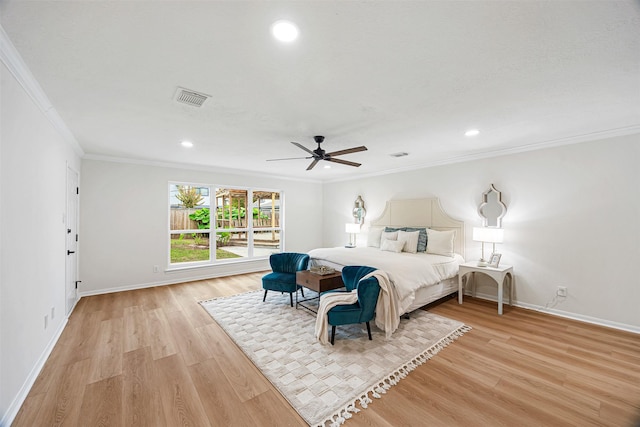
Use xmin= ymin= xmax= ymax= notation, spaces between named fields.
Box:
xmin=262 ymin=252 xmax=310 ymax=307
xmin=327 ymin=265 xmax=380 ymax=345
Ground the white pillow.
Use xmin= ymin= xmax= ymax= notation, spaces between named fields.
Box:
xmin=426 ymin=229 xmax=456 ymax=257
xmin=380 ymin=239 xmax=404 ymax=253
xmin=366 ymin=227 xmax=384 ymax=248
xmin=380 ymin=231 xmax=398 ymax=247
xmin=397 ymin=230 xmax=420 ymax=254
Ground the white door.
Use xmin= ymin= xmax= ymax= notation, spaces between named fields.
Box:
xmin=65 ymin=166 xmax=79 ymax=316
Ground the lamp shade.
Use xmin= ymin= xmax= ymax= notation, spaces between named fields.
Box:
xmin=472 ymin=227 xmax=504 ymax=243
xmin=345 ymin=223 xmax=361 ymax=234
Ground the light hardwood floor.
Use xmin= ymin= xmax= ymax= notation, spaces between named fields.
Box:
xmin=12 ymin=272 xmax=640 ymax=426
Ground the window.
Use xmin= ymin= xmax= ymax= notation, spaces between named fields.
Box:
xmin=169 ymin=183 xmax=282 ymax=266
xmin=169 ymin=184 xmax=211 ymax=263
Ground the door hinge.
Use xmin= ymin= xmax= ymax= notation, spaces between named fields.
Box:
xmin=76 ymin=234 xmax=78 ymax=242
xmin=76 ymin=187 xmax=79 ymax=195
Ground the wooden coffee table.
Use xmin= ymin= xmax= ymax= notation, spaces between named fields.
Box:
xmin=295 ymin=270 xmax=344 ymax=313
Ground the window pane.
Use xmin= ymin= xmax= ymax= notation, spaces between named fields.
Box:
xmin=170 ymin=183 xmax=281 ymax=266
xmin=253 ymin=230 xmax=280 ymax=257
xmin=215 ymin=232 xmax=246 ymax=260
xmin=253 ymin=191 xmax=280 ymax=229
xmin=170 ymin=184 xmax=211 ymax=231
xmin=215 ymin=188 xmax=248 ymax=229
xmin=170 ymin=232 xmax=210 ymax=263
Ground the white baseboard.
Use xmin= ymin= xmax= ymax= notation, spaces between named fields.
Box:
xmin=467 ymin=291 xmax=640 ymax=334
xmin=1 ymin=317 xmax=68 ymax=427
xmin=78 ymin=263 xmax=268 ymax=297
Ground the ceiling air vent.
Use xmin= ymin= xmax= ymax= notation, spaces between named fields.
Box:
xmin=390 ymin=152 xmax=409 ymax=158
xmin=174 ymin=87 xmax=210 ymax=107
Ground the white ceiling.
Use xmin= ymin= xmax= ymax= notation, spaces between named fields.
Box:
xmin=2 ymin=1 xmax=639 ymax=181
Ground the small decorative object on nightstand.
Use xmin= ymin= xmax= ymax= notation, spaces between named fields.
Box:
xmin=488 ymin=253 xmax=502 ymax=267
xmin=458 ymin=261 xmax=514 ymax=315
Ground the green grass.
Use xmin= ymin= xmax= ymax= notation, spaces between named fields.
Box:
xmin=216 ymin=248 xmax=242 ymax=259
xmin=170 ymin=238 xmax=240 ymax=263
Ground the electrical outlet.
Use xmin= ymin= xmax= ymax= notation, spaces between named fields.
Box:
xmin=153 ymin=265 xmax=159 ymax=273
xmin=557 ymin=286 xmax=567 ymax=297
xmin=44 ymin=315 xmax=48 ymax=329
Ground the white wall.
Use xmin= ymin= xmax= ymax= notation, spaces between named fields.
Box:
xmin=322 ymin=135 xmax=640 ymax=330
xmin=1 ymin=62 xmax=81 ymax=423
xmin=79 ymin=159 xmax=323 ymax=294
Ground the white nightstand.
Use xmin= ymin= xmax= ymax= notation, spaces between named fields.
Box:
xmin=458 ymin=261 xmax=514 ymax=315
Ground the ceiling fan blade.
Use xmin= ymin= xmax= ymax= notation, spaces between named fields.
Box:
xmin=325 ymin=146 xmax=368 ymax=157
xmin=326 ymin=158 xmax=362 ymax=168
xmin=266 ymin=156 xmax=312 ymax=162
xmin=291 ymin=141 xmax=315 ymax=156
xmin=306 ymin=159 xmax=320 ymax=170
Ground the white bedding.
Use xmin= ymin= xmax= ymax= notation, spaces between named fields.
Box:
xmin=307 ymin=247 xmax=464 ymax=315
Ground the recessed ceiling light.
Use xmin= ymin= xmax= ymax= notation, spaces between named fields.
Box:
xmin=465 ymin=129 xmax=480 ymax=137
xmin=324 ymin=164 xmax=331 ymax=169
xmin=271 ymin=20 xmax=299 ymax=42
xmin=181 ymin=141 xmax=193 ymax=148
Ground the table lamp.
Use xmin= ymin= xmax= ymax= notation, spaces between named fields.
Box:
xmin=345 ymin=223 xmax=360 ymax=248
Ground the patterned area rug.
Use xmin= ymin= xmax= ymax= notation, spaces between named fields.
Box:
xmin=200 ymin=290 xmax=470 ymax=427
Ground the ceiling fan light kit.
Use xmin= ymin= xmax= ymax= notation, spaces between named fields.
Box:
xmin=267 ymin=135 xmax=367 ymax=170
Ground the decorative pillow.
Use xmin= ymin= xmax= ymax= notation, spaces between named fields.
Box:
xmin=366 ymin=227 xmax=384 ymax=248
xmin=380 ymin=239 xmax=404 ymax=253
xmin=397 ymin=230 xmax=420 ymax=254
xmin=380 ymin=231 xmax=398 ymax=247
xmin=405 ymin=227 xmax=428 ymax=252
xmin=426 ymin=229 xmax=456 ymax=257
xmin=385 ymin=226 xmax=407 ymax=233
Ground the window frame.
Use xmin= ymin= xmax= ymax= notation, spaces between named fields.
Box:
xmin=167 ymin=182 xmax=283 ymax=269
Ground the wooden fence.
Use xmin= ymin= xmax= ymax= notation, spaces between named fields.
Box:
xmin=170 ymin=209 xmax=280 ymax=231
xmin=170 ymin=209 xmax=200 ymax=231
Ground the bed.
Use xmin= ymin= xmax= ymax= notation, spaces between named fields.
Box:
xmin=308 ymin=198 xmax=465 ymax=315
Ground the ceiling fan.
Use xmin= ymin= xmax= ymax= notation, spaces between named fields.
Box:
xmin=267 ymin=135 xmax=368 ymax=170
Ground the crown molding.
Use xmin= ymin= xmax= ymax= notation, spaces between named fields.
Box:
xmin=82 ymin=154 xmax=323 ymax=184
xmin=0 ymin=24 xmax=84 ymax=156
xmin=325 ymin=124 xmax=640 ymax=183
xmin=85 ymin=123 xmax=640 ymax=186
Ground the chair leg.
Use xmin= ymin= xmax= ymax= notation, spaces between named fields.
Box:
xmin=289 ymin=292 xmax=293 ymax=307
xmin=366 ymin=322 xmax=372 ymax=340
xmin=331 ymin=326 xmax=336 ymax=345
xmin=263 ymin=290 xmax=268 ymax=302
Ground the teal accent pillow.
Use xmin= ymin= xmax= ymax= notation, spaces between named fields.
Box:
xmin=405 ymin=227 xmax=428 ymax=252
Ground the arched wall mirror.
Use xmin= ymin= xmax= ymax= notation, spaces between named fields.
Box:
xmin=478 ymin=184 xmax=507 ymax=227
xmin=352 ymin=195 xmax=366 ymax=224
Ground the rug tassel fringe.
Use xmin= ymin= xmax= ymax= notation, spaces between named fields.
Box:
xmin=327 ymin=402 xmax=362 ymax=427
xmin=316 ymin=324 xmax=471 ymax=427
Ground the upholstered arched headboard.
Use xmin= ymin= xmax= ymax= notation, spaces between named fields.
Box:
xmin=370 ymin=198 xmax=465 ymax=257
